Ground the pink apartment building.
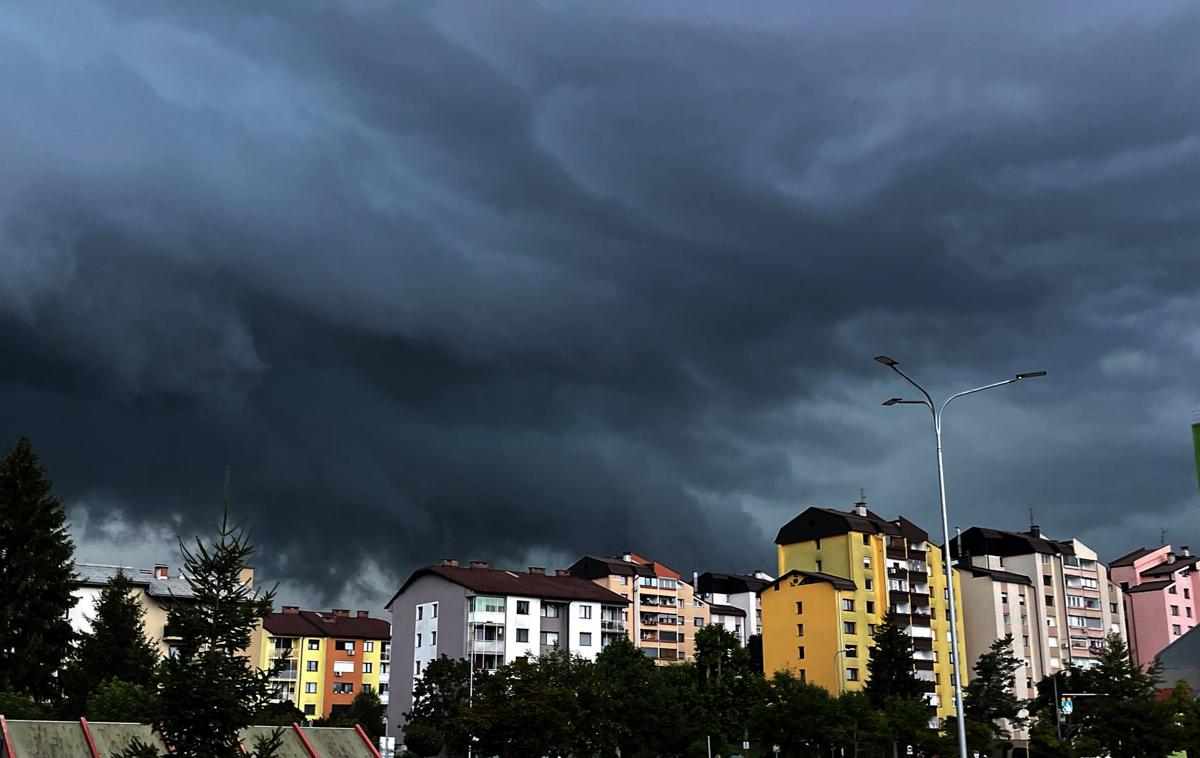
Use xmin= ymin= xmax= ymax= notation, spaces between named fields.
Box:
xmin=1110 ymin=545 xmax=1199 ymax=667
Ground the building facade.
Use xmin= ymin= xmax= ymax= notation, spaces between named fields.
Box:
xmin=1110 ymin=544 xmax=1199 ymax=667
xmin=257 ymin=607 xmax=391 ymax=719
xmin=71 ymin=563 xmax=208 ymax=660
xmin=953 ymin=526 xmax=1126 ymax=677
xmin=384 ymin=560 xmax=629 ymax=741
xmin=762 ymin=501 xmax=964 ymax=723
xmin=695 ymin=571 xmax=772 ymax=646
xmin=568 ymin=553 xmax=710 ymax=663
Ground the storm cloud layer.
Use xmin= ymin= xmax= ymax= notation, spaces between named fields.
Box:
xmin=3 ymin=2 xmax=1200 ymax=608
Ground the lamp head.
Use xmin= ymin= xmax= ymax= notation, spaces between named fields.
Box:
xmin=874 ymin=355 xmax=898 ymax=367
xmin=1015 ymin=370 xmax=1047 ymax=380
xmin=882 ymin=398 xmax=903 ymax=406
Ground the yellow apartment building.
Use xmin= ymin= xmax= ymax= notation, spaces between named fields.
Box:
xmin=568 ymin=553 xmax=709 ymax=663
xmin=257 ymin=607 xmax=391 ymax=719
xmin=762 ymin=500 xmax=965 ymax=723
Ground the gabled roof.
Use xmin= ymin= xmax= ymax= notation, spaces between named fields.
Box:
xmin=568 ymin=555 xmax=657 ymax=579
xmin=961 ymin=565 xmax=1034 ymax=586
xmin=387 ymin=564 xmax=630 ymax=609
xmin=761 ymin=569 xmax=857 ymax=594
xmin=1111 ymin=546 xmax=1156 ymax=567
xmin=264 ymin=610 xmax=389 ymax=640
xmin=75 ymin=563 xmax=196 ymax=600
xmin=707 ymin=603 xmax=747 ymax=617
xmin=775 ymin=505 xmax=928 ymax=546
xmin=696 ymin=571 xmax=772 ymax=596
xmin=951 ymin=527 xmax=1075 ymax=559
xmin=1141 ymin=556 xmax=1200 ymax=577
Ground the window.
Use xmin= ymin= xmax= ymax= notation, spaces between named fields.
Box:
xmin=1172 ymin=605 xmax=1181 ymax=616
xmin=863 ymin=557 xmax=872 ymax=569
xmin=362 ymin=683 xmax=373 ymax=693
xmin=1170 ymin=586 xmax=1178 ymax=595
xmin=1001 ymin=593 xmax=1009 ymax=604
xmin=846 ymin=668 xmax=859 ymax=681
xmin=540 ymin=631 xmax=560 ymax=647
xmin=795 ymin=601 xmax=804 ymax=614
xmin=862 ymin=534 xmax=870 ymax=546
xmin=1003 ymin=613 xmax=1011 ymax=624
xmin=865 ymin=578 xmax=873 ymax=591
xmin=1187 ymin=588 xmax=1192 ymax=600
xmin=380 ymin=683 xmax=389 ymax=696
xmin=844 ymin=621 xmax=856 ymax=635
xmin=1043 ymin=575 xmax=1053 ymax=587
xmin=798 ymin=669 xmax=806 ymax=683
xmin=332 ymin=683 xmax=354 ymax=694
xmin=797 ymin=646 xmax=805 ymax=659
xmin=415 ymin=633 xmax=422 ymax=647
xmin=797 ymin=624 xmax=804 ymax=636
xmin=619 ymin=576 xmax=628 ymax=585
xmin=845 ymin=644 xmax=858 ymax=658
xmin=364 ymin=641 xmax=374 ymax=652
xmin=579 ymin=632 xmax=593 ymax=647
xmin=1045 ymin=595 xmax=1054 ymax=606
xmin=1042 ymin=554 xmax=1051 ymax=565
xmin=472 ymin=597 xmax=505 ymax=613
xmin=516 ymin=629 xmax=529 ymax=643
xmin=542 ymin=603 xmax=561 ymax=618
xmin=431 ymin=631 xmax=437 ymax=645
xmin=866 ymin=601 xmax=875 ymax=614
xmin=1174 ymin=625 xmax=1182 ymax=636
xmin=363 ymin=662 xmax=373 ymax=673
xmin=867 ymin=624 xmax=876 ymax=636
xmin=843 ymin=599 xmax=855 ymax=612
xmin=579 ymin=605 xmax=593 ymax=619
xmin=517 ymin=601 xmax=530 ymax=615
xmin=694 ymin=617 xmax=703 ymax=627
xmin=660 ymin=578 xmax=678 ymax=590
xmin=1110 ymin=603 xmax=1119 ymax=613
xmin=815 ymin=538 xmax=821 ymax=549
xmin=303 ymin=704 xmax=315 ymax=716
xmin=640 ymin=576 xmax=656 ymax=587
xmin=305 ymin=682 xmax=317 ymax=694
xmin=432 ymin=602 xmax=438 ymax=618
xmin=816 ymin=560 xmax=823 ymax=572
xmin=417 ymin=606 xmax=423 ymax=621
xmin=308 ymin=639 xmax=320 ymax=650
xmin=306 ymin=661 xmax=319 ymax=672
xmin=1023 ymin=635 xmax=1030 ymax=647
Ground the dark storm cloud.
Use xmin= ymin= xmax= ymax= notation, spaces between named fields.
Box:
xmin=3 ymin=1 xmax=1200 ymax=606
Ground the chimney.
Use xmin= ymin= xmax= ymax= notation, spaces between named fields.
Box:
xmin=528 ymin=567 xmax=545 ymax=575
xmin=1029 ymin=525 xmax=1041 ymax=538
xmin=852 ymin=499 xmax=867 ymax=517
xmin=469 ymin=560 xmax=489 ymax=569
xmin=154 ymin=564 xmax=169 ymax=579
xmin=441 ymin=558 xmax=459 ymax=567
xmin=356 ymin=610 xmax=369 ymax=619
xmin=332 ymin=608 xmax=350 ymax=617
xmin=622 ymin=553 xmax=633 ymax=563
xmin=555 ymin=569 xmax=568 ymax=577
xmin=1168 ymin=552 xmax=1177 ymax=564
xmin=1184 ymin=546 xmax=1192 ymax=557
xmin=283 ymin=605 xmax=300 ymax=614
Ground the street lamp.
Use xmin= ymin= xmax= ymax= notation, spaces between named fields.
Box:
xmin=875 ymin=355 xmax=1045 ymax=758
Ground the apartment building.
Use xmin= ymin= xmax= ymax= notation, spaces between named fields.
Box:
xmin=762 ymin=501 xmax=964 ymax=724
xmin=383 ymin=559 xmax=629 ymax=740
xmin=258 ymin=607 xmax=391 ymax=719
xmin=695 ymin=571 xmax=772 ymax=646
xmin=568 ymin=553 xmax=710 ymax=663
xmin=71 ymin=563 xmax=213 ymax=660
xmin=952 ymin=526 xmax=1126 ymax=676
xmin=1110 ymin=544 xmax=1199 ymax=667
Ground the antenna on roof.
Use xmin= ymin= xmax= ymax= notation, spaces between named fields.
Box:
xmin=1162 ymin=527 xmax=1168 ymax=547
xmin=1028 ymin=506 xmax=1035 ymax=530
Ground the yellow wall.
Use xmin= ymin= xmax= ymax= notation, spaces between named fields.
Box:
xmin=761 ymin=578 xmax=844 ymax=690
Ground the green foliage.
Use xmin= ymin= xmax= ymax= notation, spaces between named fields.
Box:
xmin=315 ymin=689 xmax=387 ymax=740
xmin=253 ymin=701 xmax=306 ymax=726
xmin=964 ymin=634 xmax=1026 ymax=742
xmin=86 ymin=678 xmax=157 ymax=723
xmin=0 ymin=691 xmax=52 ymax=719
xmin=0 ymin=437 xmax=77 ymax=700
xmin=863 ymin=609 xmax=924 ymax=705
xmin=751 ymin=671 xmax=839 ymax=756
xmin=472 ymin=648 xmax=586 ymax=757
xmin=403 ymin=654 xmax=474 ymax=756
xmin=62 ymin=570 xmax=160 ymax=716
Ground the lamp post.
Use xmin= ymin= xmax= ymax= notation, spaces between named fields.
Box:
xmin=875 ymin=355 xmax=1045 ymax=758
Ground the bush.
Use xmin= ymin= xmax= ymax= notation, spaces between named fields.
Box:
xmin=87 ymin=678 xmax=157 ymax=723
xmin=0 ymin=691 xmax=51 ymax=719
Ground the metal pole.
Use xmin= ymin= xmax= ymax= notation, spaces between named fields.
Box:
xmin=934 ymin=413 xmax=969 ymax=758
xmin=707 ymin=734 xmax=712 ymax=758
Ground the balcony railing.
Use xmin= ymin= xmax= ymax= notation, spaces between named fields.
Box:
xmin=601 ymin=620 xmax=627 ymax=632
xmin=273 ymin=668 xmax=299 ymax=681
xmin=470 ymin=640 xmax=506 ymax=654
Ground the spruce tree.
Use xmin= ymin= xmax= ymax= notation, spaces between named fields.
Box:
xmin=964 ymin=635 xmax=1025 ymax=740
xmin=118 ymin=496 xmax=281 ymax=758
xmin=863 ymin=609 xmax=924 ymax=705
xmin=0 ymin=436 xmax=77 ymax=700
xmin=62 ymin=570 xmax=160 ymax=715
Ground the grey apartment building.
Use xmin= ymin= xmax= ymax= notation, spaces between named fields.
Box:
xmin=383 ymin=559 xmax=629 ymax=742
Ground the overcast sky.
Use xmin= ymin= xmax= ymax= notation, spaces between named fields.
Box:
xmin=3 ymin=2 xmax=1200 ymax=611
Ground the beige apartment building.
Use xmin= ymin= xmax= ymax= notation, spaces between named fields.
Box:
xmin=568 ymin=553 xmax=709 ymax=663
xmin=951 ymin=526 xmax=1126 ymax=747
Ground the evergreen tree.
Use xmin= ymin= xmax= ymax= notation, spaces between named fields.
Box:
xmin=0 ymin=437 xmax=77 ymax=700
xmin=863 ymin=609 xmax=923 ymax=705
xmin=117 ymin=500 xmax=281 ymax=758
xmin=404 ymin=655 xmax=474 ymax=757
xmin=1068 ymin=634 xmax=1174 ymax=757
xmin=963 ymin=634 xmax=1026 ymax=741
xmin=62 ymin=570 xmax=159 ymax=715
xmin=347 ymin=688 xmax=387 ymax=741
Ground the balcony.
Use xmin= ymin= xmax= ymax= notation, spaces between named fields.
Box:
xmin=273 ymin=667 xmax=299 ymax=681
xmin=887 ymin=567 xmax=909 ymax=578
xmin=163 ymin=625 xmax=184 ymax=640
xmin=915 ymin=670 xmax=935 ymax=683
xmin=639 ymin=616 xmax=658 ymax=627
xmin=601 ymin=620 xmax=627 ymax=632
xmin=470 ymin=639 xmax=505 ymax=655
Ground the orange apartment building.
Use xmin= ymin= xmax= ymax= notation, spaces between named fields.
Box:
xmin=568 ymin=553 xmax=709 ymax=663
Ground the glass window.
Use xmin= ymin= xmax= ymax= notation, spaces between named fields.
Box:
xmin=797 ymin=646 xmax=805 ymax=659
xmin=416 ymin=633 xmax=422 ymax=647
xmin=517 ymin=601 xmax=530 ymax=615
xmin=541 ymin=603 xmax=560 ymax=618
xmin=845 ymin=644 xmax=858 ymax=658
xmin=863 ymin=534 xmax=871 ymax=546
xmin=364 ymin=641 xmax=374 ymax=652
xmin=304 ymin=704 xmax=315 ymax=715
xmin=540 ymin=631 xmax=560 ymax=647
xmin=795 ymin=601 xmax=803 ymax=614
xmin=579 ymin=632 xmax=593 ymax=647
xmin=431 ymin=631 xmax=436 ymax=645
xmin=846 ymin=668 xmax=859 ymax=681
xmin=306 ymin=661 xmax=318 ymax=672
xmin=1172 ymin=606 xmax=1181 ymax=616
xmin=865 ymin=578 xmax=873 ymax=591
xmin=516 ymin=628 xmax=529 ymax=643
xmin=844 ymin=621 xmax=856 ymax=635
xmin=472 ymin=597 xmax=505 ymax=613
xmin=619 ymin=576 xmax=628 ymax=585
xmin=432 ymin=603 xmax=438 ymax=618
xmin=694 ymin=617 xmax=703 ymax=627
xmin=1174 ymin=625 xmax=1182 ymax=635
xmin=308 ymin=639 xmax=320 ymax=650
xmin=579 ymin=605 xmax=593 ymax=619
xmin=417 ymin=606 xmax=423 ymax=620
xmin=866 ymin=601 xmax=875 ymax=614
xmin=305 ymin=682 xmax=316 ymax=694
xmin=843 ymin=599 xmax=855 ymax=612
xmin=363 ymin=662 xmax=372 ymax=673
xmin=797 ymin=624 xmax=804 ymax=636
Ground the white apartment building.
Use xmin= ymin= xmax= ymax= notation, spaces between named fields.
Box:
xmin=695 ymin=570 xmax=772 ymax=645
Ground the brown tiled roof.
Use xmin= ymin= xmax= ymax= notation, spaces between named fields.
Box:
xmin=388 ymin=565 xmax=630 ymax=609
xmin=961 ymin=565 xmax=1034 ymax=586
xmin=707 ymin=603 xmax=747 ymax=617
xmin=1126 ymin=579 xmax=1175 ymax=594
xmin=263 ymin=610 xmax=390 ymax=640
xmin=775 ymin=505 xmax=930 ymax=546
xmin=1110 ymin=546 xmax=1155 ymax=567
xmin=761 ymin=569 xmax=857 ymax=594
xmin=1141 ymin=557 xmax=1200 ymax=577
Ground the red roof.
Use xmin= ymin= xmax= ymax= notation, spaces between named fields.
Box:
xmin=387 ymin=564 xmax=630 ymax=608
xmin=263 ymin=610 xmax=390 ymax=640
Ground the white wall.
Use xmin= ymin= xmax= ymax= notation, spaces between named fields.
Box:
xmin=504 ymin=595 xmax=541 ymax=663
xmin=412 ymin=601 xmax=440 ymax=682
xmin=569 ymin=600 xmax=602 ymax=660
